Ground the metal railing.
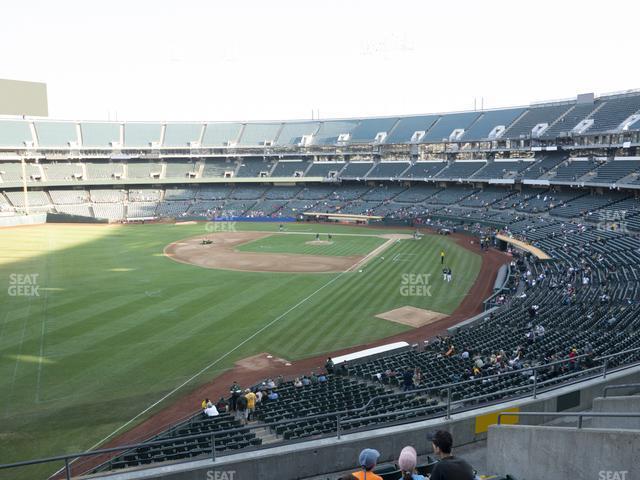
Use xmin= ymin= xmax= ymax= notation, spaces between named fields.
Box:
xmin=603 ymin=383 xmax=640 ymax=398
xmin=497 ymin=411 xmax=640 ymax=429
xmin=1 ymin=346 xmax=639 ymax=479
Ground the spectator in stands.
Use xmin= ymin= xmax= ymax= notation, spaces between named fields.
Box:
xmin=301 ymin=375 xmax=311 ymax=386
xmin=402 ymin=368 xmax=414 ymax=391
xmin=413 ymin=367 xmax=424 ymax=387
xmin=216 ymin=397 xmax=228 ymax=413
xmin=229 ymin=382 xmax=242 ymax=411
xmin=351 ymin=448 xmax=383 ymax=480
xmin=294 ymin=377 xmax=303 ymax=388
xmin=236 ymin=392 xmax=248 ymax=424
xmin=204 ymin=404 xmax=219 ymax=417
xmin=398 ymin=446 xmax=426 ymax=480
xmin=267 ymin=389 xmax=279 ymax=401
xmin=245 ymin=389 xmax=256 ymax=422
xmin=325 ymin=357 xmax=335 ymax=374
xmin=201 ymin=398 xmax=212 ymax=410
xmin=310 ymin=371 xmax=319 ymax=384
xmin=429 ymin=430 xmax=474 ymax=480
xmin=318 ymin=372 xmax=328 ymax=383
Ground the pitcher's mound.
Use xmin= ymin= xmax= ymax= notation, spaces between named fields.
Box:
xmin=376 ymin=306 xmax=447 ymax=328
xmin=235 ymin=353 xmax=291 ymax=371
xmin=305 ymin=240 xmax=334 ymax=246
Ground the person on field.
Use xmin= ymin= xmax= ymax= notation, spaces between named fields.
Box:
xmin=441 ymin=249 xmax=445 ymax=265
xmin=446 ymin=268 xmax=452 ymax=283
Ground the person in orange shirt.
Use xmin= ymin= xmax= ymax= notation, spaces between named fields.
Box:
xmin=351 ymin=448 xmax=383 ymax=480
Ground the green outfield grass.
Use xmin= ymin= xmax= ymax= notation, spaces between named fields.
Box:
xmin=0 ymin=222 xmax=481 ymax=479
xmin=236 ymin=232 xmax=387 ymax=257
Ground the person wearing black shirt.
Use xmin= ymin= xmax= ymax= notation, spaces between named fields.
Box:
xmin=429 ymin=430 xmax=475 ymax=480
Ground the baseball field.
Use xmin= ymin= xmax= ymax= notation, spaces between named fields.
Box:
xmin=0 ymin=221 xmax=482 ymax=479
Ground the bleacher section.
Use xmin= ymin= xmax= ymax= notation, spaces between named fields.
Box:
xmin=305 ymin=162 xmax=345 ymax=178
xmin=239 ymin=123 xmax=281 ymax=146
xmin=340 ymin=162 xmax=374 ymax=179
xmin=460 ymin=108 xmax=525 ymax=141
xmin=202 ymin=123 xmax=242 ymax=147
xmin=400 ymin=161 xmax=446 ymax=180
xmin=548 ymin=194 xmax=624 ymax=218
xmin=541 ymin=103 xmax=595 ymax=138
xmin=86 ymin=162 xmax=123 ymax=179
xmin=127 ymin=162 xmax=162 ymax=179
xmin=165 ymin=160 xmax=197 ymax=178
xmin=586 ymin=94 xmax=640 ymax=133
xmin=81 ymin=122 xmax=120 ymax=148
xmin=41 ymin=162 xmax=83 ymax=181
xmin=384 ymin=115 xmax=439 ymax=143
xmin=435 ymin=161 xmax=486 ymax=179
xmin=163 ymin=123 xmax=202 ymax=147
xmin=0 ymin=162 xmax=41 ymax=184
xmin=49 ymin=190 xmax=88 ymax=204
xmin=587 ymin=159 xmax=640 ymax=184
xmin=202 ymin=158 xmax=234 ymax=178
xmin=366 ymin=162 xmax=410 ymax=178
xmin=275 ymin=122 xmax=319 ymax=146
xmin=422 ymin=112 xmax=480 ymax=143
xmin=521 ymin=154 xmax=567 ymax=179
xmin=505 ymin=103 xmax=571 ymax=139
xmin=34 ymin=121 xmax=78 ymax=148
xmin=235 ymin=158 xmax=272 ymax=177
xmin=99 ymin=413 xmax=259 ymax=472
xmin=349 ymin=118 xmax=398 ymax=143
xmin=550 ymin=159 xmax=598 ymax=182
xmin=270 ymin=160 xmax=308 ymax=177
xmin=472 ymin=160 xmax=531 ymax=180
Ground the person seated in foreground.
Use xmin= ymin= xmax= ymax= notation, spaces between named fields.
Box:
xmin=351 ymin=448 xmax=383 ymax=480
xmin=398 ymin=445 xmax=425 ymax=480
xmin=429 ymin=430 xmax=475 ymax=480
xmin=203 ymin=404 xmax=219 ymax=417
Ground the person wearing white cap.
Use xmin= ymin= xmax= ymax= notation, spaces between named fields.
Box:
xmin=398 ymin=446 xmax=425 ymax=480
xmin=351 ymin=448 xmax=382 ymax=480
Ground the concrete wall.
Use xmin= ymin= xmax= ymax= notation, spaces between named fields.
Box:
xmin=0 ymin=214 xmax=47 ymax=227
xmin=487 ymin=425 xmax=639 ymax=480
xmin=592 ymin=396 xmax=640 ymax=429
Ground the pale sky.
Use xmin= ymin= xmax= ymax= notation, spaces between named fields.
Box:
xmin=2 ymin=0 xmax=638 ymax=122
